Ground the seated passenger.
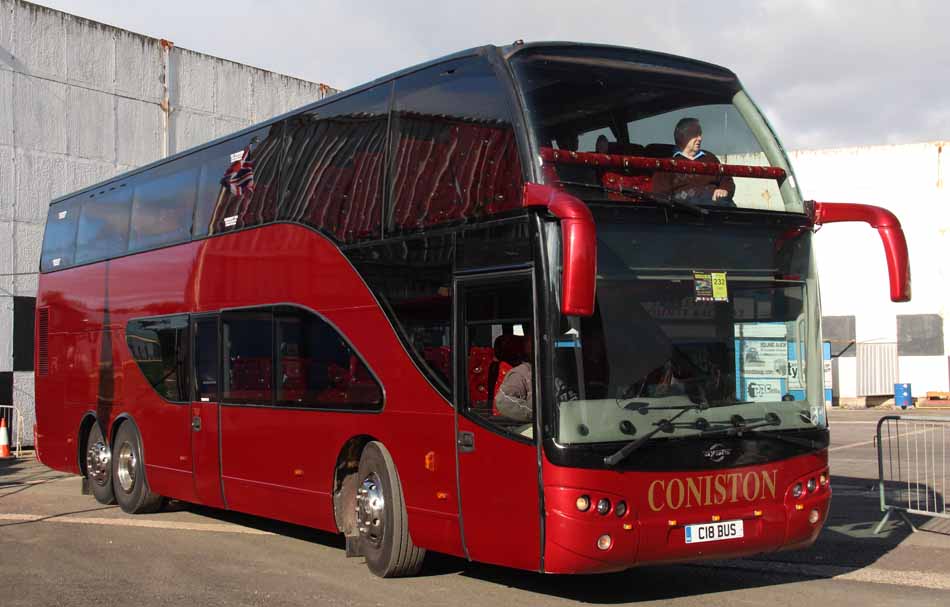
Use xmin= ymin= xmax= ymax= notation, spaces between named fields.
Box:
xmin=494 ymin=331 xmax=534 ymax=422
xmin=595 ymin=134 xmax=610 ymax=154
xmin=652 ymin=117 xmax=736 ymax=204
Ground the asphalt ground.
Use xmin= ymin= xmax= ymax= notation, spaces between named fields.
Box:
xmin=1 ymin=407 xmax=948 ymax=607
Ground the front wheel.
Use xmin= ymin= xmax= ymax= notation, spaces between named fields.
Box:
xmin=112 ymin=422 xmax=165 ymax=514
xmin=355 ymin=442 xmax=425 ymax=577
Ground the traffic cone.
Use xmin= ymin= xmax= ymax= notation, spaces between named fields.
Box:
xmin=0 ymin=418 xmax=11 ymax=458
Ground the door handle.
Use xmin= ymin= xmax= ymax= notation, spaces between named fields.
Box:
xmin=192 ymin=416 xmax=202 ymax=431
xmin=458 ymin=431 xmax=475 ymax=453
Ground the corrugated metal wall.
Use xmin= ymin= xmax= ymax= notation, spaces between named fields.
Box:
xmin=856 ymin=342 xmax=898 ymax=396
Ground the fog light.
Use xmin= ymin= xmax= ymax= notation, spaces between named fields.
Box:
xmin=807 ymin=478 xmax=817 ymax=493
xmin=615 ymin=501 xmax=627 ymax=517
xmin=819 ymin=473 xmax=828 ymax=487
xmin=596 ymin=534 xmax=612 ymax=551
xmin=791 ymin=483 xmax=803 ymax=498
xmin=576 ymin=495 xmax=591 ymax=512
xmin=809 ymin=509 xmax=820 ymax=524
xmin=596 ymin=498 xmax=611 ymax=515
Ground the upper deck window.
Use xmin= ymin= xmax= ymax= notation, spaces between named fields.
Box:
xmin=41 ymin=198 xmax=81 ymax=271
xmin=193 ymin=124 xmax=283 ymax=237
xmin=509 ymin=46 xmax=803 ymax=213
xmin=388 ymin=56 xmax=523 ymax=234
xmin=129 ymin=164 xmax=198 ymax=252
xmin=279 ymin=83 xmax=390 ymax=242
xmin=75 ymin=185 xmax=132 ymax=264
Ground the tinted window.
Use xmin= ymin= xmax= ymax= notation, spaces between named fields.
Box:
xmin=222 ymin=310 xmax=273 ymax=403
xmin=194 ymin=317 xmax=219 ymax=401
xmin=193 ymin=124 xmax=283 ymax=237
xmin=456 ymin=219 xmax=532 ymax=271
xmin=129 ymin=164 xmax=198 ymax=252
xmin=461 ymin=277 xmax=535 ymax=438
xmin=389 ymin=57 xmax=523 ymax=233
xmin=41 ymin=197 xmax=81 ymax=271
xmin=280 ymin=84 xmax=390 ymax=242
xmin=345 ymin=236 xmax=454 ymax=397
xmin=127 ymin=315 xmax=190 ymax=402
xmin=75 ymin=184 xmax=132 ymax=263
xmin=275 ymin=306 xmax=382 ymax=409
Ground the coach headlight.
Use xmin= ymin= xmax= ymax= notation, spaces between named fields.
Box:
xmin=807 ymin=478 xmax=817 ymax=493
xmin=576 ymin=495 xmax=591 ymax=512
xmin=791 ymin=483 xmax=803 ymax=498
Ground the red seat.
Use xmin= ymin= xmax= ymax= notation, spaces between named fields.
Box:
xmin=467 ymin=346 xmax=494 ymax=412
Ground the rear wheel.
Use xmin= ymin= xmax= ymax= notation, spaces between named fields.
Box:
xmin=112 ymin=422 xmax=165 ymax=514
xmin=356 ymin=442 xmax=425 ymax=577
xmin=85 ymin=423 xmax=115 ymax=505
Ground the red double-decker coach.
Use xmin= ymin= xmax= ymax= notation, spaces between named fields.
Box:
xmin=34 ymin=42 xmax=911 ymax=577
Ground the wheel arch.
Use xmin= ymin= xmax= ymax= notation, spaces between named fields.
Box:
xmin=332 ymin=434 xmax=380 ymax=534
xmin=76 ymin=411 xmax=98 ymax=477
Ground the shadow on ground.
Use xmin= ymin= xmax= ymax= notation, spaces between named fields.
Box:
xmin=179 ymin=473 xmax=939 ymax=603
xmin=7 ymin=453 xmax=944 ymax=604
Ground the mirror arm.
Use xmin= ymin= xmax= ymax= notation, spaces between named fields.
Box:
xmin=811 ymin=201 xmax=911 ymax=302
xmin=524 ymin=183 xmax=597 ymax=316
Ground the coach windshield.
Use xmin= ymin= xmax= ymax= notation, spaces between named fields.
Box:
xmin=509 ymin=45 xmax=804 ymax=214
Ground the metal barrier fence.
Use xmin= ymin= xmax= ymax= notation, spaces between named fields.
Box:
xmin=875 ymin=414 xmax=950 ymax=533
xmin=0 ymin=404 xmax=25 ymax=458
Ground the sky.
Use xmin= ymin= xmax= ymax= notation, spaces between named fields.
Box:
xmin=32 ymin=0 xmax=950 ymax=151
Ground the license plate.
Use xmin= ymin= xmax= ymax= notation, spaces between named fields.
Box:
xmin=684 ymin=520 xmax=744 ymax=544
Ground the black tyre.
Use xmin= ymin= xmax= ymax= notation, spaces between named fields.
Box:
xmin=85 ymin=422 xmax=116 ymax=505
xmin=356 ymin=441 xmax=425 ymax=577
xmin=111 ymin=422 xmax=165 ymax=514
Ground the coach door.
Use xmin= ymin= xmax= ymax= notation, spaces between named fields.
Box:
xmin=454 ymin=272 xmax=541 ymax=571
xmin=190 ymin=314 xmax=225 ymax=508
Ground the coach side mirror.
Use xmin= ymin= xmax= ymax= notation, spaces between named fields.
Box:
xmin=811 ymin=201 xmax=911 ymax=302
xmin=524 ymin=184 xmax=597 ymax=316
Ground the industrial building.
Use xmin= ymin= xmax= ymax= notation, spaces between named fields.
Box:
xmin=0 ymin=0 xmax=336 ymax=445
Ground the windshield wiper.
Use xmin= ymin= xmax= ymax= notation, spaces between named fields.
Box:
xmin=554 ymin=180 xmax=709 ymax=216
xmin=604 ymin=405 xmax=699 ymax=466
xmin=697 ymin=413 xmax=822 ymax=449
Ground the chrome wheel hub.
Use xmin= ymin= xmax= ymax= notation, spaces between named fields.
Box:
xmin=116 ymin=441 xmax=137 ymax=493
xmin=355 ymin=472 xmax=385 ymax=547
xmin=86 ymin=440 xmax=111 ymax=486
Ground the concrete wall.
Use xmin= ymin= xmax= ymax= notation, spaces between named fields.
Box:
xmin=799 ymin=142 xmax=950 ymax=398
xmin=0 ymin=0 xmax=336 ymax=445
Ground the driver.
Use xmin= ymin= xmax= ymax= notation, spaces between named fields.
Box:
xmin=494 ymin=329 xmax=534 ymax=422
xmin=653 ymin=117 xmax=735 ymax=204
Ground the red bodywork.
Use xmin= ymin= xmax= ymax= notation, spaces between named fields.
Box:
xmin=35 ymin=212 xmax=831 ymax=574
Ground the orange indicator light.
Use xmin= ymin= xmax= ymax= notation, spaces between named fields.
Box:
xmin=622 ymin=523 xmax=633 ymax=530
xmin=424 ymin=451 xmax=437 ymax=472
xmin=711 ymin=515 xmax=721 ymax=522
xmin=293 ymin=468 xmax=305 ymax=477
xmin=795 ymin=503 xmax=805 ymax=511
xmin=436 ymin=491 xmax=449 ymax=500
xmin=668 ymin=520 xmax=677 ymax=527
xmin=754 ymin=510 xmax=763 ymax=517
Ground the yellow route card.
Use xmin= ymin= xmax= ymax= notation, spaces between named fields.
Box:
xmin=694 ymin=271 xmax=728 ymax=302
